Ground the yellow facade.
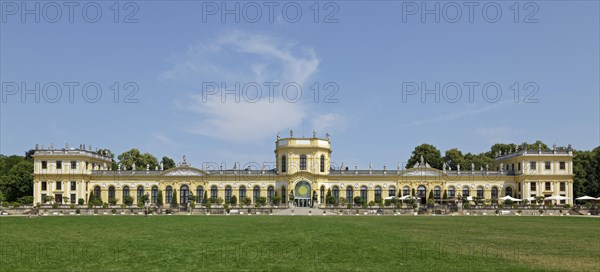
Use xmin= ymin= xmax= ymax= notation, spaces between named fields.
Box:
xmin=31 ymin=136 xmax=575 ymax=207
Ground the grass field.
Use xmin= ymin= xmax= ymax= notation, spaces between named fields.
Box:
xmin=0 ymin=216 xmax=598 ymax=271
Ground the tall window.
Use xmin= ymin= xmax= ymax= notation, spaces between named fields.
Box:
xmin=70 ymin=193 xmax=76 ymax=204
xmin=448 ymin=186 xmax=455 ymax=198
xmin=346 ymin=186 xmax=353 ymax=201
xmin=389 ymin=186 xmax=396 ymax=197
xmin=434 ymin=186 xmax=441 ymax=200
xmin=151 ymin=186 xmax=158 ymax=203
xmin=560 ymin=182 xmax=566 ymax=191
xmin=320 ymin=155 xmax=325 ymax=172
xmin=281 ymin=155 xmax=287 ymax=173
xmin=320 ymin=186 xmax=325 ymax=203
xmin=70 ymin=181 xmax=76 ymax=190
xmin=42 ymin=161 xmax=47 ymax=169
xmin=253 ymin=186 xmax=260 ymax=203
xmin=462 ymin=186 xmax=470 ymax=197
xmin=300 ymin=155 xmax=307 ymax=170
xmin=70 ymin=161 xmax=77 ymax=169
xmin=505 ymin=187 xmax=513 ymax=197
xmin=545 ymin=182 xmax=551 ymax=191
xmin=137 ymin=186 xmax=144 ymax=203
xmin=281 ymin=186 xmax=286 ymax=203
xmin=56 ymin=161 xmax=62 ymax=169
xmin=477 ymin=187 xmax=484 ymax=198
xmin=518 ymin=163 xmax=521 ymax=171
xmin=93 ymin=186 xmax=101 ymax=201
xmin=166 ymin=186 xmax=172 ymax=203
xmin=239 ymin=186 xmax=247 ymax=200
xmin=211 ymin=186 xmax=218 ymax=200
xmin=267 ymin=186 xmax=274 ymax=203
xmin=403 ymin=186 xmax=410 ymax=197
xmin=332 ymin=186 xmax=339 ymax=203
xmin=180 ymin=185 xmax=189 ymax=205
xmin=56 ymin=181 xmax=61 ymax=190
xmin=530 ymin=182 xmax=537 ymax=191
xmin=196 ymin=186 xmax=204 ymax=203
xmin=108 ymin=186 xmax=115 ymax=200
xmin=491 ymin=187 xmax=498 ymax=199
xmin=123 ymin=186 xmax=130 ymax=199
xmin=225 ymin=186 xmax=232 ymax=203
xmin=42 ymin=181 xmax=47 ymax=191
xmin=360 ymin=186 xmax=368 ymax=202
xmin=530 ymin=161 xmax=537 ymax=170
xmin=545 ymin=161 xmax=551 ymax=170
xmin=559 ymin=162 xmax=566 ymax=170
xmin=374 ymin=186 xmax=382 ymax=202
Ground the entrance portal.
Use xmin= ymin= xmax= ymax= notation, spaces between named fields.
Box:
xmin=417 ymin=185 xmax=427 ymax=205
xmin=294 ymin=181 xmax=312 ymax=208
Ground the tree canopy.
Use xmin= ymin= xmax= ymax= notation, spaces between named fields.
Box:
xmin=406 ymin=144 xmax=443 ymax=169
xmin=117 ymin=149 xmax=159 ymax=170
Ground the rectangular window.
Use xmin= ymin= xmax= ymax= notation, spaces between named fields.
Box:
xmin=41 ymin=194 xmax=47 ymax=203
xmin=56 ymin=161 xmax=62 ymax=169
xmin=545 ymin=161 xmax=551 ymax=170
xmin=299 ymin=155 xmax=307 ymax=170
xmin=560 ymin=182 xmax=566 ymax=191
xmin=71 ymin=161 xmax=77 ymax=169
xmin=559 ymin=161 xmax=566 ymax=170
xmin=41 ymin=181 xmax=47 ymax=191
xmin=42 ymin=161 xmax=47 ymax=169
xmin=518 ymin=163 xmax=521 ymax=171
xmin=70 ymin=194 xmax=76 ymax=203
xmin=70 ymin=181 xmax=76 ymax=191
xmin=530 ymin=162 xmax=536 ymax=170
xmin=530 ymin=182 xmax=536 ymax=191
xmin=56 ymin=181 xmax=61 ymax=190
xmin=545 ymin=182 xmax=551 ymax=191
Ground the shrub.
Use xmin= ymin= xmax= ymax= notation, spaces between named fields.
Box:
xmin=78 ymin=198 xmax=84 ymax=205
xmin=585 ymin=202 xmax=593 ymax=209
xmin=384 ymin=199 xmax=392 ymax=207
xmin=123 ymin=195 xmax=134 ymax=206
xmin=396 ymin=203 xmax=402 ymax=209
xmin=230 ymin=195 xmax=238 ymax=205
xmin=512 ymin=204 xmax=519 ymax=209
xmin=362 ymin=202 xmax=368 ymax=209
xmin=353 ymin=196 xmax=362 ymax=205
xmin=111 ymin=209 xmax=116 ymax=214
xmin=52 ymin=203 xmax=58 ymax=209
xmin=242 ymin=197 xmax=252 ymax=206
xmin=35 ymin=202 xmax=41 ymax=208
xmin=412 ymin=202 xmax=418 ymax=209
xmin=517 ymin=209 xmax=522 ymax=214
xmin=17 ymin=196 xmax=34 ymax=205
xmin=463 ymin=202 xmax=471 ymax=209
xmin=87 ymin=203 xmax=93 ymax=208
xmin=216 ymin=197 xmax=224 ymax=206
xmin=498 ymin=204 xmax=504 ymax=209
xmin=368 ymin=201 xmax=375 ymax=207
xmin=69 ymin=204 xmax=75 ymax=209
xmin=539 ymin=209 xmax=544 ymax=214
xmin=156 ymin=190 xmax=163 ymax=207
xmin=13 ymin=202 xmax=20 ymax=208
xmin=75 ymin=209 xmax=80 ymax=214
xmin=347 ymin=204 xmax=352 ymax=209
xmin=109 ymin=198 xmax=118 ymax=205
xmin=102 ymin=203 xmax=109 ymax=209
xmin=563 ymin=204 xmax=571 ymax=209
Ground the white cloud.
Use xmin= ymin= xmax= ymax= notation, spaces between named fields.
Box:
xmin=152 ymin=132 xmax=177 ymax=147
xmin=476 ymin=126 xmax=524 ymax=144
xmin=400 ymin=101 xmax=508 ymax=127
xmin=164 ymin=30 xmax=348 ymax=143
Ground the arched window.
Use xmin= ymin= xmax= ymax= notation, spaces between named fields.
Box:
xmin=211 ymin=186 xmax=218 ymax=200
xmin=281 ymin=155 xmax=287 ymax=173
xmin=320 ymin=155 xmax=325 ymax=172
xmin=239 ymin=186 xmax=246 ymax=200
xmin=137 ymin=186 xmax=144 ymax=203
xmin=166 ymin=186 xmax=172 ymax=204
xmin=151 ymin=186 xmax=158 ymax=203
xmin=253 ymin=186 xmax=260 ymax=203
xmin=300 ymin=155 xmax=307 ymax=170
xmin=448 ymin=186 xmax=456 ymax=199
xmin=196 ymin=186 xmax=203 ymax=203
xmin=320 ymin=186 xmax=325 ymax=203
xmin=403 ymin=186 xmax=410 ymax=197
xmin=94 ymin=186 xmax=101 ymax=201
xmin=225 ymin=186 xmax=232 ymax=203
xmin=360 ymin=186 xmax=368 ymax=202
xmin=180 ymin=185 xmax=189 ymax=205
xmin=389 ymin=186 xmax=396 ymax=197
xmin=505 ymin=187 xmax=513 ymax=197
xmin=346 ymin=186 xmax=353 ymax=201
xmin=477 ymin=186 xmax=484 ymax=198
xmin=434 ymin=186 xmax=441 ymax=200
xmin=491 ymin=187 xmax=498 ymax=199
xmin=374 ymin=186 xmax=382 ymax=202
xmin=108 ymin=186 xmax=115 ymax=201
xmin=267 ymin=186 xmax=274 ymax=203
xmin=417 ymin=185 xmax=426 ymax=199
xmin=122 ymin=186 xmax=130 ymax=199
xmin=462 ymin=186 xmax=470 ymax=197
xmin=332 ymin=186 xmax=339 ymax=203
xmin=281 ymin=186 xmax=286 ymax=204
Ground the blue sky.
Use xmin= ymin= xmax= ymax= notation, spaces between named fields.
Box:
xmin=1 ymin=1 xmax=599 ymax=169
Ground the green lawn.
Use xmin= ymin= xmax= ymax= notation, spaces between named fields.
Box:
xmin=1 ymin=215 xmax=598 ymax=271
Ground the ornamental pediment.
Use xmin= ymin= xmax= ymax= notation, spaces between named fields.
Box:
xmin=161 ymin=167 xmax=206 ymax=176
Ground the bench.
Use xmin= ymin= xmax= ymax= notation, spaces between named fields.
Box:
xmin=229 ymin=209 xmax=240 ymax=214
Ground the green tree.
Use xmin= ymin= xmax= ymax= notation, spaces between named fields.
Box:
xmin=161 ymin=156 xmax=176 ymax=170
xmin=0 ymin=160 xmax=33 ymax=201
xmin=573 ymin=148 xmax=600 ymax=198
xmin=171 ymin=189 xmax=178 ymax=207
xmin=406 ymin=144 xmax=443 ymax=169
xmin=230 ymin=195 xmax=238 ymax=205
xmin=443 ymin=148 xmax=466 ymax=170
xmin=117 ymin=149 xmax=159 ymax=170
xmin=157 ymin=190 xmax=163 ymax=207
